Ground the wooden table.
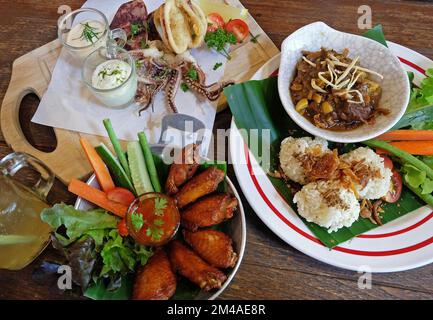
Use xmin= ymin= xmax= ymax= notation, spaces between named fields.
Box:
xmin=1 ymin=0 xmax=433 ymax=300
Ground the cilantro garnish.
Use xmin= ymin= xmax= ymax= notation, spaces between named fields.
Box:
xmin=131 ymin=211 xmax=144 ymax=231
xmin=146 ymin=224 xmax=164 ymax=241
xmin=154 ymin=219 xmax=165 ymax=226
xmin=154 ymin=197 xmax=167 ymax=216
xmin=213 ymin=62 xmax=223 ymax=70
xmin=204 ymin=28 xmax=237 ymax=60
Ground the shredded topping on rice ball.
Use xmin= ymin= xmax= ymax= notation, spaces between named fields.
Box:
xmin=279 ymin=137 xmax=333 ymax=184
xmin=340 ymin=147 xmax=392 ymax=200
xmin=293 ymin=180 xmax=360 ymax=233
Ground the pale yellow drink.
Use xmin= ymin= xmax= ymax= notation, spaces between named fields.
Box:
xmin=0 ymin=175 xmax=51 ymax=270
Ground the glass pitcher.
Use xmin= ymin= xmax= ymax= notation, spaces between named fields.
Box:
xmin=0 ymin=152 xmax=54 ymax=270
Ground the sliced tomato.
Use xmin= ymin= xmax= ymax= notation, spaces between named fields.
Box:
xmin=117 ymin=219 xmax=129 ymax=237
xmin=107 ymin=187 xmax=135 ymax=207
xmin=383 ymin=170 xmax=402 ymax=203
xmin=380 ymin=155 xmax=394 ymax=171
xmin=225 ymin=19 xmax=249 ymax=43
xmin=207 ymin=12 xmax=225 ymax=33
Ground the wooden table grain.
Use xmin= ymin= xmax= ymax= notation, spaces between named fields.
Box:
xmin=1 ymin=0 xmax=433 ymax=300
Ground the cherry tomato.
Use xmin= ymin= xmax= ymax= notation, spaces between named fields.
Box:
xmin=207 ymin=12 xmax=225 ymax=33
xmin=117 ymin=219 xmax=129 ymax=237
xmin=380 ymin=155 xmax=394 ymax=171
xmin=225 ymin=19 xmax=249 ymax=43
xmin=107 ymin=187 xmax=135 ymax=207
xmin=383 ymin=170 xmax=402 ymax=203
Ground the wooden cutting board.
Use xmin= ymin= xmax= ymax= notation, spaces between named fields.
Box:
xmin=0 ymin=0 xmax=279 ymax=184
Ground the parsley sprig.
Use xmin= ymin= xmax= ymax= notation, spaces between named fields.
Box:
xmin=130 ymin=22 xmax=142 ymax=37
xmin=204 ymin=28 xmax=237 ymax=60
xmin=213 ymin=62 xmax=223 ymax=70
xmin=181 ymin=83 xmax=189 ymax=92
xmin=186 ymin=67 xmax=198 ymax=81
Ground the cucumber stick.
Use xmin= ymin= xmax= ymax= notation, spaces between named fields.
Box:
xmin=95 ymin=143 xmax=136 ymax=195
xmin=138 ymin=132 xmax=161 ymax=192
xmin=127 ymin=141 xmax=154 ymax=196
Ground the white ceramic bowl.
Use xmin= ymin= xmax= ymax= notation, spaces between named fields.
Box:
xmin=277 ymin=22 xmax=410 ymax=143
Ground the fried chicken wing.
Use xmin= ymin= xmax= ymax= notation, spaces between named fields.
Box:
xmin=169 ymin=240 xmax=227 ymax=291
xmin=183 ymin=229 xmax=238 ymax=268
xmin=165 ymin=144 xmax=200 ymax=195
xmin=132 ymin=249 xmax=177 ymax=300
xmin=175 ymin=167 xmax=225 ymax=208
xmin=181 ymin=194 xmax=238 ymax=231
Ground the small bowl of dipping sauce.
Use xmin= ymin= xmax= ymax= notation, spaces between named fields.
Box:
xmin=82 ymin=45 xmax=137 ymax=108
xmin=125 ymin=193 xmax=180 ymax=246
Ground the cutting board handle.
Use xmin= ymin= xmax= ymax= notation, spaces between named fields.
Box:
xmin=1 ymin=57 xmax=56 ymax=159
xmin=1 ymin=44 xmax=91 ymax=184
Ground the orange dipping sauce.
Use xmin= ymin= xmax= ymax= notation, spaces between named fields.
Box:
xmin=125 ymin=193 xmax=180 ymax=246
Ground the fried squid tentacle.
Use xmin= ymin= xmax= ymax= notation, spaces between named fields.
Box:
xmin=184 ymin=78 xmax=235 ymax=101
xmin=165 ymin=67 xmax=181 ymax=113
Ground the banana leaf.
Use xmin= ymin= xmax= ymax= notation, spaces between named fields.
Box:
xmin=225 ymin=75 xmax=425 ymax=248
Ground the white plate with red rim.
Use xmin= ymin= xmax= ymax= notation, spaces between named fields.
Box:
xmin=229 ymin=41 xmax=433 ymax=272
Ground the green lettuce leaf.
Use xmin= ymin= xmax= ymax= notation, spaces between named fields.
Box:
xmin=402 ymin=163 xmax=433 ymax=195
xmin=41 ymin=204 xmax=118 ymax=245
xmin=402 ymin=164 xmax=426 ymax=188
xmin=421 ymin=179 xmax=433 ymax=195
xmin=42 ymin=203 xmax=152 ymax=293
xmin=100 ymin=230 xmax=137 ymax=276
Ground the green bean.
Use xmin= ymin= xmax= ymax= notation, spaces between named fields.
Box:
xmin=103 ymin=119 xmax=131 ymax=180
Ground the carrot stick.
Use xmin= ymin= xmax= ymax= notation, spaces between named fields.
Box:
xmin=381 ymin=141 xmax=433 ymax=156
xmin=68 ymin=179 xmax=127 ymax=218
xmin=80 ymin=138 xmax=115 ymax=192
xmin=376 ymin=130 xmax=433 ymax=141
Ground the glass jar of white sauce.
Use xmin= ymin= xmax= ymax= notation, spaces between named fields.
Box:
xmin=58 ymin=8 xmax=109 ymax=63
xmin=82 ymin=46 xmax=137 ymax=108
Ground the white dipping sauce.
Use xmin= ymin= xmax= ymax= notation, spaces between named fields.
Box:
xmin=90 ymin=59 xmax=137 ymax=107
xmin=66 ymin=19 xmax=105 ymax=47
xmin=65 ymin=20 xmax=106 ymax=60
